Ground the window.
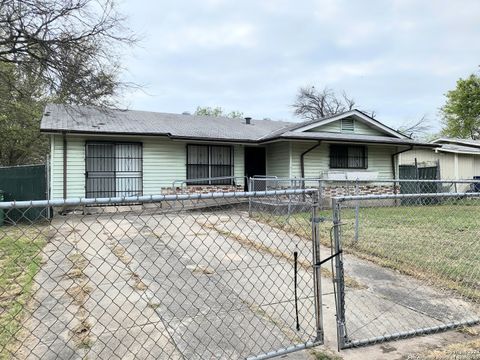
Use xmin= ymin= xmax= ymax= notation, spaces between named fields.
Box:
xmin=341 ymin=118 xmax=355 ymax=132
xmin=85 ymin=142 xmax=143 ymax=198
xmin=187 ymin=145 xmax=233 ymax=185
xmin=329 ymin=144 xmax=367 ymax=169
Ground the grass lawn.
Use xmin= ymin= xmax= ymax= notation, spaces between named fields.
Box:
xmin=253 ymin=200 xmax=480 ymax=301
xmin=0 ymin=226 xmax=46 ymax=359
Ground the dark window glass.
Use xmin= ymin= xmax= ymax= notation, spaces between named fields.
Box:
xmin=187 ymin=145 xmax=233 ymax=185
xmin=330 ymin=145 xmax=367 ymax=169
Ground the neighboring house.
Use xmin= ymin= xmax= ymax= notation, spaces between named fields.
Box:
xmin=399 ymin=137 xmax=480 ymax=191
xmin=40 ymin=104 xmax=435 ymax=199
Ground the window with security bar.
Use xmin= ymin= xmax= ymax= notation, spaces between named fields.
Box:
xmin=329 ymin=144 xmax=368 ymax=169
xmin=85 ymin=142 xmax=143 ymax=198
xmin=187 ymin=144 xmax=233 ymax=185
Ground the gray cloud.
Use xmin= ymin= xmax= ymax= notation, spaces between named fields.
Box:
xmin=119 ymin=0 xmax=480 ymax=130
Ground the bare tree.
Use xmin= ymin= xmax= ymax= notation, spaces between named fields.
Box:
xmin=396 ymin=115 xmax=432 ymax=139
xmin=0 ymin=0 xmax=136 ymax=106
xmin=292 ymin=86 xmax=356 ymax=120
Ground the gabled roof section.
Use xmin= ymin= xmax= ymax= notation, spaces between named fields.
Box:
xmin=288 ymin=109 xmax=409 ymax=139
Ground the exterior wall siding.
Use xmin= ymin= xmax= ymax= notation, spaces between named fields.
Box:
xmin=234 ymin=145 xmax=245 ymax=187
xmin=290 ymin=142 xmax=328 ymax=178
xmin=143 ymin=139 xmax=186 ymax=193
xmin=289 ymin=142 xmax=395 ymax=180
xmin=50 ymin=135 xmax=245 ymax=199
xmin=51 ymin=135 xmax=85 ymax=199
xmin=399 ymin=149 xmax=456 ymax=180
xmin=266 ymin=142 xmax=290 ymax=178
xmin=399 ymin=148 xmax=480 ymax=181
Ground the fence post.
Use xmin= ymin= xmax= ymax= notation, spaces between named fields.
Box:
xmin=311 ymin=191 xmax=324 ymax=343
xmin=354 ymin=179 xmax=359 ymax=242
xmin=318 ymin=180 xmax=323 ymax=210
xmin=332 ymin=198 xmax=347 ymax=350
xmin=248 ymin=177 xmax=252 ymax=217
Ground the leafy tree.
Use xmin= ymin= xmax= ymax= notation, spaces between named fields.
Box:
xmin=0 ymin=63 xmax=48 ymax=166
xmin=441 ymin=73 xmax=480 ymax=139
xmin=194 ymin=106 xmax=244 ymax=118
xmin=0 ymin=0 xmax=136 ymax=165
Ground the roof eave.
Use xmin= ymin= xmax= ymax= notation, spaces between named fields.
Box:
xmin=274 ymin=135 xmax=437 ymax=147
xmin=39 ymin=128 xmax=260 ymax=144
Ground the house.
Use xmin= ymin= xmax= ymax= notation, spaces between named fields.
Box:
xmin=40 ymin=104 xmax=435 ymax=200
xmin=398 ymin=137 xmax=480 ymax=191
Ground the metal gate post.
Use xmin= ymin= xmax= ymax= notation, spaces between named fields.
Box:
xmin=311 ymin=191 xmax=324 ymax=343
xmin=332 ymin=198 xmax=347 ymax=350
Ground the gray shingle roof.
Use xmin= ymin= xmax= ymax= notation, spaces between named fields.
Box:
xmin=40 ymin=103 xmax=434 ymax=147
xmin=40 ymin=104 xmax=292 ymax=142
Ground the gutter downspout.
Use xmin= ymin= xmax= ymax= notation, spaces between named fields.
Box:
xmin=391 ymin=145 xmax=413 ymax=195
xmin=63 ymin=132 xmax=67 ymax=199
xmin=301 ymin=141 xmax=321 ymax=190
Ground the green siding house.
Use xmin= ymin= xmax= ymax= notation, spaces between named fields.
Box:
xmin=40 ymin=104 xmax=433 ymax=199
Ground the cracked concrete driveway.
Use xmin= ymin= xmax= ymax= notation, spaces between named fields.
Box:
xmin=22 ymin=207 xmax=319 ymax=360
xmin=20 ymin=205 xmax=479 ymax=360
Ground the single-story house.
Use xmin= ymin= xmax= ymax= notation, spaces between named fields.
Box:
xmin=398 ymin=137 xmax=480 ymax=191
xmin=40 ymin=104 xmax=435 ymax=199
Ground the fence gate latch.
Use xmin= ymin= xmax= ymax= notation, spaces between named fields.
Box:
xmin=314 ymin=250 xmax=343 ymax=267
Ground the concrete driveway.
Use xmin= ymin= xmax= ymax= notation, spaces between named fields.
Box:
xmin=22 ymin=207 xmax=318 ymax=359
xmin=20 ymin=206 xmax=479 ymax=359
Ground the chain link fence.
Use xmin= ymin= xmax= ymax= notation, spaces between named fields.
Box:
xmin=0 ymin=189 xmax=323 ymax=359
xmin=331 ymin=192 xmax=480 ymax=349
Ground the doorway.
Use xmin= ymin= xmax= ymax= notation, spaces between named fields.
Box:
xmin=244 ymin=147 xmax=266 ymax=190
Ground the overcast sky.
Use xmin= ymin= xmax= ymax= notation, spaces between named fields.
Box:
xmin=119 ymin=0 xmax=480 ymax=132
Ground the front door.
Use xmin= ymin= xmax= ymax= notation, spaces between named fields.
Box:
xmin=244 ymin=147 xmax=266 ymax=190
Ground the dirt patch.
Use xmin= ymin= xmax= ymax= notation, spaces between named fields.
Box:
xmin=107 ymin=240 xmax=150 ymax=293
xmin=71 ymin=318 xmax=93 ymax=349
xmin=66 ymin=281 xmax=93 ymax=306
xmin=131 ymin=272 xmax=148 ymax=291
xmin=65 ymin=251 xmax=94 ymax=351
xmin=186 ymin=264 xmax=215 ymax=275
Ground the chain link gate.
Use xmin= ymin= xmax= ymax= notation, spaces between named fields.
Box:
xmin=331 ymin=192 xmax=480 ymax=350
xmin=0 ymin=189 xmax=324 ymax=359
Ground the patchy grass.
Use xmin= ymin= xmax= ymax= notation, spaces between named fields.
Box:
xmin=0 ymin=227 xmax=46 ymax=358
xmin=310 ymin=349 xmax=343 ymax=360
xmin=410 ymin=338 xmax=480 ymax=360
xmin=254 ymin=200 xmax=480 ymax=301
